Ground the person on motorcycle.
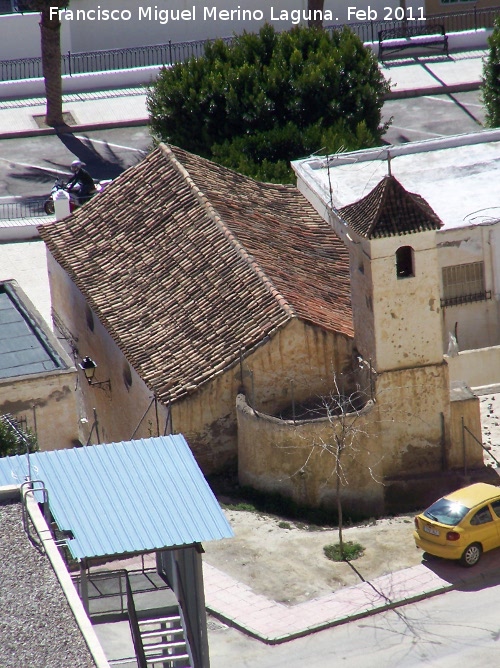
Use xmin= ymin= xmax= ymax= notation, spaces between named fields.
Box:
xmin=66 ymin=160 xmax=96 ymax=203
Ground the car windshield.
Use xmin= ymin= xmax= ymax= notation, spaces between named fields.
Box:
xmin=423 ymin=498 xmax=470 ymax=526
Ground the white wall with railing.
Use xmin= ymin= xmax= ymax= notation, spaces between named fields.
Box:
xmin=0 ymin=0 xmax=415 ymax=60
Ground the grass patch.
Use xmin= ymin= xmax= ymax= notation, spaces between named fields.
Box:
xmin=323 ymin=541 xmax=365 ymax=562
xmin=223 ymin=502 xmax=257 ymax=512
xmin=278 ymin=521 xmax=292 ymax=529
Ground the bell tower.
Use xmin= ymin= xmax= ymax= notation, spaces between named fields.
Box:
xmin=337 ymin=175 xmax=444 ymax=373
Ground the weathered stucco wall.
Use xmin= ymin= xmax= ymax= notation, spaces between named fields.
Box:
xmin=47 ymin=252 xmax=169 ymax=446
xmin=173 ymin=317 xmax=354 ymax=472
xmin=348 ymin=234 xmax=376 ymax=365
xmin=448 ymin=382 xmax=484 ymax=470
xmin=237 ymin=393 xmax=384 ymax=517
xmin=370 ymin=231 xmax=443 ymax=372
xmin=238 ymin=362 xmax=484 ymax=516
xmin=0 ymin=370 xmax=79 ymax=451
xmin=445 ymin=346 xmax=500 ymax=390
xmin=374 ymin=363 xmax=451 ymax=475
xmin=437 ymin=223 xmax=500 ymax=352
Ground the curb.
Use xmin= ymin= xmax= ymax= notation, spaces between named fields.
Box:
xmin=0 ymin=117 xmax=149 ymax=141
xmin=206 ymin=579 xmax=457 ymax=645
xmin=205 ymin=558 xmax=496 ymax=645
xmin=386 ymin=81 xmax=481 ymax=100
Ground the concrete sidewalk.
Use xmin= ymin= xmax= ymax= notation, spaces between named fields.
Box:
xmin=382 ymin=48 xmax=486 ymax=98
xmin=110 ymin=546 xmax=500 ymax=646
xmin=203 ymin=550 xmax=500 ymax=643
xmin=0 ymin=49 xmax=487 ymax=140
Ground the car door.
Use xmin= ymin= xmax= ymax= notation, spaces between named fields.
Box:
xmin=488 ymin=499 xmax=500 ymax=550
xmin=467 ymin=504 xmax=498 ymax=552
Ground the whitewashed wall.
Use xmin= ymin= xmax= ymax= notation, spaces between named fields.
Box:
xmin=0 ymin=12 xmax=71 ymax=60
xmin=1 ymin=0 xmax=414 ymax=60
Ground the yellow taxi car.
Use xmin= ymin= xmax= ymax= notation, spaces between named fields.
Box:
xmin=414 ymin=482 xmax=500 ymax=567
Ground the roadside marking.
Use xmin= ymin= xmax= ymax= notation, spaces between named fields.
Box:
xmin=73 ymin=135 xmax=148 ymax=154
xmin=0 ymin=156 xmax=66 ymax=176
xmin=423 ymin=96 xmax=483 ymax=109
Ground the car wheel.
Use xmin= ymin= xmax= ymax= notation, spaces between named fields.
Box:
xmin=460 ymin=542 xmax=482 ymax=567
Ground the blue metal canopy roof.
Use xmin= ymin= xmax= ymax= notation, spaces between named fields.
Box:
xmin=0 ymin=435 xmax=233 ymax=560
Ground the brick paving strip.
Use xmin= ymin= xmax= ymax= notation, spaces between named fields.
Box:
xmin=202 ymin=562 xmax=456 ymax=643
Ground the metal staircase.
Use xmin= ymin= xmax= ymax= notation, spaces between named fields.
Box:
xmin=138 ymin=612 xmax=192 ymax=667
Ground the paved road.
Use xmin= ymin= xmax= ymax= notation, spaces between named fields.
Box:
xmin=0 ymin=126 xmax=150 ymax=201
xmin=208 ymin=569 xmax=500 ymax=667
xmin=382 ymin=90 xmax=485 ymax=144
xmin=0 ymin=89 xmax=485 ymax=208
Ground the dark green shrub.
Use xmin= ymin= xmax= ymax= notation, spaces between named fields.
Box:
xmin=323 ymin=541 xmax=364 ymax=562
xmin=147 ymin=24 xmax=389 ymax=180
xmin=483 ymin=16 xmax=500 ymax=127
xmin=0 ymin=417 xmax=38 ymax=458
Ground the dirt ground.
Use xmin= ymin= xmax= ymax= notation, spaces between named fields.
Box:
xmin=203 ymin=509 xmax=421 ymax=604
xmin=202 ymin=391 xmax=500 ymax=605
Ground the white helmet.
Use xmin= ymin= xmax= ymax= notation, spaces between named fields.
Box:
xmin=70 ymin=159 xmax=84 ymax=173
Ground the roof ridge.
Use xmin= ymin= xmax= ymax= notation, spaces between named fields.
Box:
xmin=160 ymin=144 xmax=296 ymax=319
xmin=367 ymin=176 xmax=390 ymax=237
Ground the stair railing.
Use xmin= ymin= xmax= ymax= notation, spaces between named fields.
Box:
xmin=122 ymin=569 xmax=148 ymax=668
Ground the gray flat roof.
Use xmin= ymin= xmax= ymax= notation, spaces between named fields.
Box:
xmin=293 ymin=129 xmax=500 ymax=231
xmin=0 ymin=281 xmax=64 ymax=379
xmin=0 ymin=499 xmax=98 ymax=668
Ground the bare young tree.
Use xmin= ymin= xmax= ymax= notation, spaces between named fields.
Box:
xmin=302 ymin=377 xmax=378 ymax=558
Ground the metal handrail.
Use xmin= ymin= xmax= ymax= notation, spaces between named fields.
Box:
xmin=463 ymin=422 xmax=500 ymax=467
xmin=124 ymin=570 xmax=148 ymax=668
xmin=0 ymin=198 xmax=46 ymax=219
xmin=0 ymin=6 xmax=498 ymax=80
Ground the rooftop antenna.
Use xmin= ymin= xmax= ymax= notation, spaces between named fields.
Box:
xmin=326 ymin=155 xmax=334 ymax=207
xmin=1 ymin=414 xmax=33 ymax=482
xmin=386 ymin=150 xmax=392 ymax=177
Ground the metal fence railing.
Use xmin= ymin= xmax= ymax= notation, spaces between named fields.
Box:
xmin=0 ymin=198 xmax=46 ymax=219
xmin=0 ymin=6 xmax=498 ymax=81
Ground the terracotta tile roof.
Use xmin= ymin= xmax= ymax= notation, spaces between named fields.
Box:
xmin=38 ymin=145 xmax=352 ymax=402
xmin=338 ymin=175 xmax=443 ymax=239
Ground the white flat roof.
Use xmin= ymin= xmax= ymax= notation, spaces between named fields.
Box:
xmin=293 ymin=129 xmax=500 ymax=231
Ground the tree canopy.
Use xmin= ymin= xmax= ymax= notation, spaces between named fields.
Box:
xmin=0 ymin=416 xmax=38 ymax=458
xmin=482 ymin=16 xmax=500 ymax=128
xmin=147 ymin=24 xmax=390 ymax=182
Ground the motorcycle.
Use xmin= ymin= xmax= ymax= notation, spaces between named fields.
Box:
xmin=44 ymin=177 xmax=112 ymax=215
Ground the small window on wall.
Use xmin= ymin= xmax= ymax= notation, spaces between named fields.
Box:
xmin=441 ymin=261 xmax=489 ymax=307
xmin=395 ymin=246 xmax=414 ymax=278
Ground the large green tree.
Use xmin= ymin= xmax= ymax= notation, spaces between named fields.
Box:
xmin=27 ymin=0 xmax=69 ymax=127
xmin=482 ymin=16 xmax=500 ymax=128
xmin=148 ymin=24 xmax=389 ymax=182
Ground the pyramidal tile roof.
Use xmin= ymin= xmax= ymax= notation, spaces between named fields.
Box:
xmin=338 ymin=175 xmax=443 ymax=239
xmin=38 ymin=145 xmax=352 ymax=403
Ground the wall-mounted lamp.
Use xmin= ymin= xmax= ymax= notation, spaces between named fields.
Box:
xmin=79 ymin=356 xmax=111 ymax=391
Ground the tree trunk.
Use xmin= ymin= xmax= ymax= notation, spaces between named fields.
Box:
xmin=39 ymin=6 xmax=64 ymax=127
xmin=336 ymin=443 xmax=344 ymax=557
xmin=308 ymin=0 xmax=325 ymax=29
